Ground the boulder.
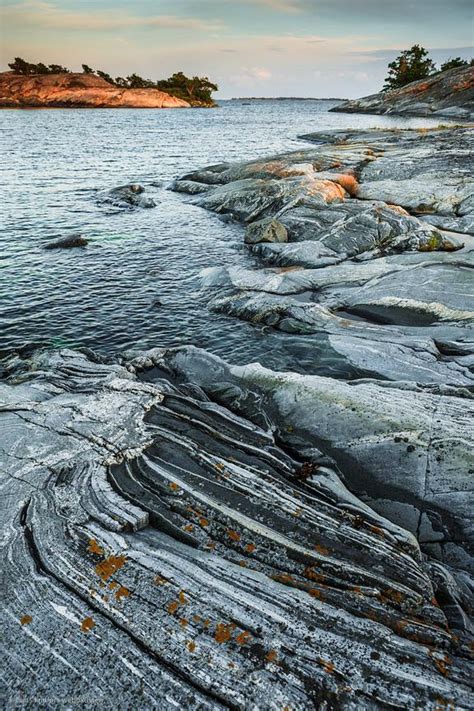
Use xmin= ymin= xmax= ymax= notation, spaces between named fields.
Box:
xmin=245 ymin=217 xmax=288 ymax=244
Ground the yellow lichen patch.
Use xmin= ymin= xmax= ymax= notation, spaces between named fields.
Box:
xmin=95 ymin=554 xmax=126 ymax=582
xmin=214 ymin=623 xmax=234 ymax=643
xmin=108 ymin=580 xmax=119 ymax=590
xmin=20 ymin=614 xmax=32 ymax=626
xmin=227 ymin=529 xmax=241 ymax=542
xmin=88 ymin=538 xmax=104 ymax=556
xmin=238 ymin=561 xmax=247 ymax=567
xmin=293 ymin=507 xmax=303 ymax=517
xmin=199 ymin=517 xmax=209 ymax=527
xmin=286 ymin=425 xmax=294 ymax=433
xmin=154 ymin=575 xmax=168 ymax=586
xmin=115 ymin=586 xmax=130 ymax=602
xmin=236 ymin=630 xmax=252 ymax=646
xmin=266 ymin=649 xmax=278 ymax=663
xmin=245 ymin=543 xmax=256 ymax=554
xmin=168 ymin=601 xmax=179 ymax=615
xmin=187 ymin=640 xmax=196 ymax=653
xmin=179 ymin=618 xmax=188 ymax=627
xmin=318 ymin=658 xmax=335 ymax=674
xmin=215 ymin=462 xmax=225 ymax=472
xmin=206 ymin=541 xmax=217 ymax=551
xmin=183 ymin=524 xmax=194 ymax=533
xmin=314 ymin=544 xmax=330 ymax=556
xmin=203 ymin=619 xmax=210 ymax=628
xmin=193 ymin=614 xmax=202 ymax=623
xmin=168 ymin=482 xmax=180 ymax=492
xmin=81 ymin=617 xmax=95 ymax=633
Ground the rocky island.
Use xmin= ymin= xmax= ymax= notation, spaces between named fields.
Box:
xmin=0 ymin=58 xmax=218 ymax=108
xmin=331 ymin=65 xmax=474 ymax=120
xmin=0 ymin=71 xmax=191 ymax=108
xmin=2 ymin=123 xmax=473 ymax=708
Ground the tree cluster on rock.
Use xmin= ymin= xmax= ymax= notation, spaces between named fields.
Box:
xmin=7 ymin=57 xmax=218 ymax=104
xmin=384 ymin=45 xmax=473 ymax=90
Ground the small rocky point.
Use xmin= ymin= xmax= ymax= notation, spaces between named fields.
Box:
xmin=0 ymin=71 xmax=190 ymax=108
xmin=331 ymin=65 xmax=474 ymax=120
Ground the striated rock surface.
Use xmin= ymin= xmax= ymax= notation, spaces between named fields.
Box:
xmin=1 ymin=347 xmax=473 ymax=708
xmin=0 ymin=72 xmax=190 ymax=108
xmin=330 ymin=66 xmax=474 ymax=120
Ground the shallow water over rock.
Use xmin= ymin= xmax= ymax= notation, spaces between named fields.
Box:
xmin=0 ymin=101 xmax=453 ymax=373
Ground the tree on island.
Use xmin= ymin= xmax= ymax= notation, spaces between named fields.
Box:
xmin=82 ymin=64 xmax=94 ymax=74
xmin=384 ymin=45 xmax=436 ymax=90
xmin=440 ymin=57 xmax=473 ymax=71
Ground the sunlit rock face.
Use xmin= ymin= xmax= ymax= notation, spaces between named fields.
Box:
xmin=1 ymin=347 xmax=473 ymax=709
xmin=0 ymin=72 xmax=190 ymax=108
xmin=331 ymin=65 xmax=474 ymax=120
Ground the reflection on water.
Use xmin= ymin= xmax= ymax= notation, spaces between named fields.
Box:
xmin=0 ymin=100 xmax=452 ymax=373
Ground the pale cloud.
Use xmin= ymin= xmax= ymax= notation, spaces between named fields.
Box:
xmin=2 ymin=1 xmax=224 ymax=32
xmin=242 ymin=0 xmax=302 ymax=12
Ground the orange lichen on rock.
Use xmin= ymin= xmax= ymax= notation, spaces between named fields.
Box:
xmin=20 ymin=614 xmax=32 ymax=625
xmin=81 ymin=617 xmax=95 ymax=633
xmin=303 ymin=567 xmax=326 ymax=583
xmin=308 ymin=589 xmax=324 ymax=600
xmin=88 ymin=538 xmax=104 ymax=556
xmin=227 ymin=529 xmax=241 ymax=542
xmin=154 ymin=575 xmax=168 ymax=586
xmin=115 ymin=586 xmax=130 ymax=602
xmin=429 ymin=651 xmax=452 ymax=678
xmin=245 ymin=543 xmax=256 ymax=554
xmin=272 ymin=573 xmax=294 ymax=585
xmin=179 ymin=618 xmax=188 ymax=627
xmin=183 ymin=524 xmax=194 ymax=533
xmin=168 ymin=600 xmax=179 ymax=615
xmin=333 ymin=173 xmax=359 ymax=197
xmin=266 ymin=649 xmax=278 ymax=663
xmin=179 ymin=590 xmax=188 ymax=605
xmin=187 ymin=640 xmax=196 ymax=653
xmin=199 ymin=517 xmax=209 ymax=527
xmin=215 ymin=622 xmax=234 ymax=643
xmin=307 ymin=178 xmax=346 ymax=203
xmin=236 ymin=630 xmax=252 ymax=646
xmin=314 ymin=544 xmax=330 ymax=556
xmin=318 ymin=658 xmax=335 ymax=674
xmin=168 ymin=482 xmax=180 ymax=492
xmin=95 ymin=554 xmax=126 ymax=582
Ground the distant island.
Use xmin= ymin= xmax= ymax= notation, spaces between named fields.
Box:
xmin=0 ymin=57 xmax=218 ymax=108
xmin=230 ymin=97 xmax=347 ymax=102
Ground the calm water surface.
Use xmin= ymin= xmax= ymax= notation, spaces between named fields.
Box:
xmin=0 ymin=100 xmax=451 ymax=373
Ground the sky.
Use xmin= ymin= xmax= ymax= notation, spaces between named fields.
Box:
xmin=1 ymin=0 xmax=473 ymax=98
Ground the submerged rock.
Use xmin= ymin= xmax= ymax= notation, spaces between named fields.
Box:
xmin=1 ymin=347 xmax=473 ymax=708
xmin=98 ymin=183 xmax=157 ymax=209
xmin=43 ymin=234 xmax=88 ymax=249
